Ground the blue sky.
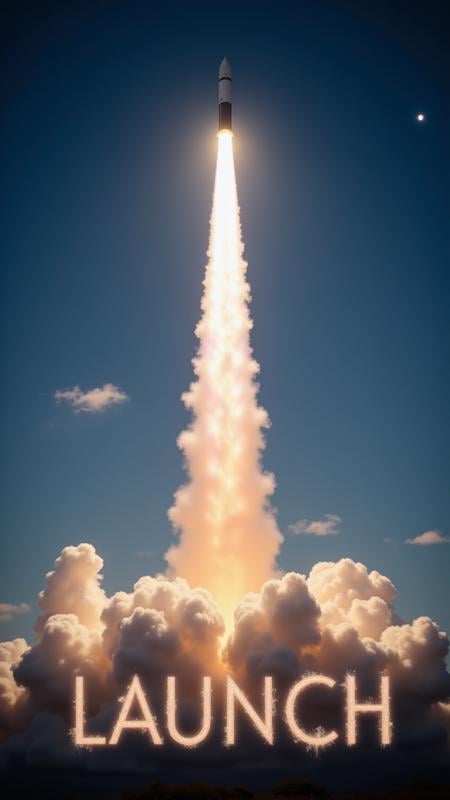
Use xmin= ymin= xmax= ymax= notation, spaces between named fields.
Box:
xmin=1 ymin=0 xmax=449 ymax=644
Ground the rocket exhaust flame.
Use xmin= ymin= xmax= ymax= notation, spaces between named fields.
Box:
xmin=166 ymin=114 xmax=282 ymax=629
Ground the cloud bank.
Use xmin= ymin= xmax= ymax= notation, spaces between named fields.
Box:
xmin=0 ymin=543 xmax=449 ymax=788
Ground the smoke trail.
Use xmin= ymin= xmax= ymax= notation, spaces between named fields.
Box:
xmin=166 ymin=131 xmax=282 ymax=626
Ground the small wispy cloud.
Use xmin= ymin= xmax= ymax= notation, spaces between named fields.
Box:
xmin=0 ymin=602 xmax=30 ymax=622
xmin=54 ymin=384 xmax=129 ymax=414
xmin=289 ymin=513 xmax=342 ymax=537
xmin=133 ymin=550 xmax=154 ymax=558
xmin=406 ymin=530 xmax=450 ymax=546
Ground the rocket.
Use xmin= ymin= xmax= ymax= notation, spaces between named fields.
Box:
xmin=218 ymin=57 xmax=232 ymax=132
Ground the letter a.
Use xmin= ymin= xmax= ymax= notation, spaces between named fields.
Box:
xmin=110 ymin=675 xmax=163 ymax=745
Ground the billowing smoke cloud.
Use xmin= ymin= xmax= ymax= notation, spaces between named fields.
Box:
xmin=306 ymin=558 xmax=397 ymax=637
xmin=165 ymin=132 xmax=282 ymax=626
xmin=0 ymin=542 xmax=449 ymax=786
xmin=0 ymin=638 xmax=29 ymax=734
xmin=15 ymin=614 xmax=109 ymax=718
xmin=36 ymin=543 xmax=107 ymax=633
xmin=102 ymin=575 xmax=225 ymax=692
xmin=224 ymin=573 xmax=321 ymax=683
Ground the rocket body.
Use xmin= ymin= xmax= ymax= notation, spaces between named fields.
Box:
xmin=218 ymin=57 xmax=232 ymax=132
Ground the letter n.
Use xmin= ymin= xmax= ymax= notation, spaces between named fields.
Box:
xmin=226 ymin=676 xmax=273 ymax=745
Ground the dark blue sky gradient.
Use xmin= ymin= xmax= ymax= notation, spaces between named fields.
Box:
xmin=1 ymin=1 xmax=449 ymax=643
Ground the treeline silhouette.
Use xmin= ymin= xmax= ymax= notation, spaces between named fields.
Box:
xmin=105 ymin=780 xmax=450 ymax=800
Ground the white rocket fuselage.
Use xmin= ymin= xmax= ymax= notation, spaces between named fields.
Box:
xmin=218 ymin=57 xmax=232 ymax=132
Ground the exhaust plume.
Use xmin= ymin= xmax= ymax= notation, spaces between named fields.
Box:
xmin=166 ymin=131 xmax=282 ymax=627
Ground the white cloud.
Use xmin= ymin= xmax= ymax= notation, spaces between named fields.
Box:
xmin=289 ymin=513 xmax=341 ymax=537
xmin=37 ymin=543 xmax=107 ymax=633
xmin=406 ymin=530 xmax=450 ymax=546
xmin=0 ymin=604 xmax=30 ymax=623
xmin=1 ymin=545 xmax=450 ymax=778
xmin=307 ymin=557 xmax=397 ymax=615
xmin=0 ymin=638 xmax=29 ymax=728
xmin=54 ymin=384 xmax=129 ymax=414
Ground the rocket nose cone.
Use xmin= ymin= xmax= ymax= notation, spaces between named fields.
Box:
xmin=219 ymin=57 xmax=231 ymax=79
